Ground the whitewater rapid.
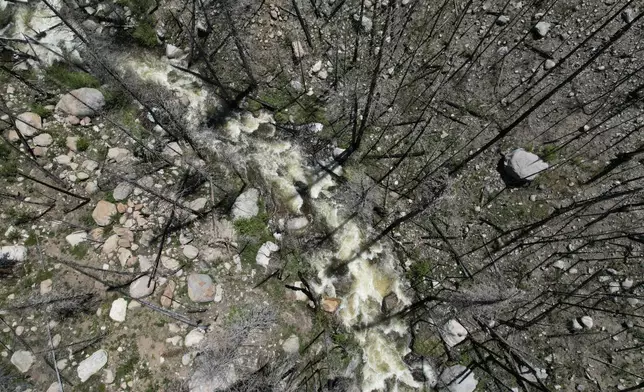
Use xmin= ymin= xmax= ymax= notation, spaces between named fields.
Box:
xmin=6 ymin=2 xmax=431 ymax=389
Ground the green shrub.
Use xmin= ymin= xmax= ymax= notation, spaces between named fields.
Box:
xmin=132 ymin=20 xmax=158 ymax=48
xmin=45 ymin=62 xmax=100 ymax=89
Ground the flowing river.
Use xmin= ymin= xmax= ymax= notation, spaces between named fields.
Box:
xmin=6 ymin=1 xmax=436 ymax=389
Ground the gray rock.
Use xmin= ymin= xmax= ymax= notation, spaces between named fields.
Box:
xmin=571 ymin=318 xmax=582 ymax=330
xmin=47 ymin=382 xmax=63 ymax=392
xmin=496 ymin=15 xmax=509 ymax=25
xmin=183 ymin=244 xmax=199 ymax=260
xmin=56 ymin=88 xmax=105 ymax=117
xmin=166 ymin=44 xmax=183 ymax=59
xmin=282 ymin=334 xmax=300 ymax=354
xmin=622 ymin=8 xmax=634 ymax=23
xmin=15 ymin=112 xmax=41 ymax=137
xmin=185 ymin=328 xmax=205 ymax=347
xmin=580 ymin=316 xmax=593 ymax=329
xmin=187 ymin=274 xmax=216 ymax=302
xmin=381 ymin=292 xmax=400 ymax=314
xmin=11 ymin=350 xmax=34 ymax=373
xmin=232 ymin=188 xmax=260 ymax=220
xmin=438 ymin=365 xmax=478 ymax=392
xmin=77 ymin=349 xmax=108 ymax=382
xmin=504 ymin=148 xmax=549 ymax=181
xmin=66 ymin=231 xmax=88 ymax=247
xmin=0 ymin=245 xmax=27 ymax=262
xmin=107 ymin=147 xmax=132 ymax=162
xmin=33 ymin=133 xmax=53 ymax=147
xmin=544 ymin=59 xmax=556 ymax=70
xmin=533 ymin=21 xmax=551 ymax=38
xmin=292 ymin=40 xmax=306 ymax=59
xmin=112 ymin=182 xmax=133 ymax=201
xmin=109 ymin=298 xmax=127 ymax=322
xmin=287 ymin=217 xmax=309 ymax=232
xmin=214 ymin=283 xmax=223 ymax=303
xmin=129 ymin=275 xmax=156 ymax=298
xmin=189 ymin=198 xmax=208 ymax=212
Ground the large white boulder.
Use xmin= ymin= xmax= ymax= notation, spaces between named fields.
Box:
xmin=504 ymin=148 xmax=549 ymax=181
xmin=77 ymin=349 xmax=108 ymax=382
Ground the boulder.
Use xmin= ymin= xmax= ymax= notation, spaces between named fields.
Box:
xmin=77 ymin=349 xmax=108 ymax=382
xmin=442 ymin=319 xmax=468 ymax=347
xmin=129 ymin=275 xmax=156 ymax=298
xmin=185 ymin=328 xmax=205 ymax=347
xmin=56 ymin=88 xmax=105 ymax=117
xmin=282 ymin=334 xmax=300 ymax=354
xmin=92 ymin=201 xmax=117 ymax=226
xmin=533 ymin=21 xmax=551 ymax=38
xmin=11 ymin=350 xmax=34 ymax=373
xmin=0 ymin=245 xmax=27 ymax=262
xmin=187 ymin=274 xmax=216 ymax=302
xmin=321 ymin=297 xmax=341 ymax=313
xmin=66 ymin=231 xmax=88 ymax=247
xmin=232 ymin=188 xmax=260 ymax=220
xmin=109 ymin=298 xmax=127 ymax=322
xmin=33 ymin=133 xmax=53 ymax=147
xmin=183 ymin=244 xmax=199 ymax=260
xmin=503 ymin=148 xmax=549 ymax=181
xmin=15 ymin=112 xmax=41 ymax=137
xmin=438 ymin=365 xmax=478 ymax=392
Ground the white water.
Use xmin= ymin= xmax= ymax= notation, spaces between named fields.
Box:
xmin=8 ymin=3 xmax=430 ymax=390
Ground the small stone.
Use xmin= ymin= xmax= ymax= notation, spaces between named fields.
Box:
xmin=166 ymin=44 xmax=183 ymax=59
xmin=113 ymin=182 xmax=133 ymax=201
xmin=496 ymin=15 xmax=509 ymax=25
xmin=15 ymin=112 xmax=42 ymax=136
xmin=55 ymin=155 xmax=72 ymax=166
xmin=609 ymin=281 xmax=620 ymax=293
xmin=184 ymin=328 xmax=205 ymax=347
xmin=544 ymin=59 xmax=556 ymax=70
xmin=40 ymin=279 xmax=53 ymax=295
xmin=571 ymin=318 xmax=583 ymax=330
xmin=321 ymin=297 xmax=341 ymax=313
xmin=183 ymin=244 xmax=199 ymax=259
xmin=256 ymin=241 xmax=279 ymax=268
xmin=311 ymin=60 xmax=323 ymax=73
xmin=160 ymin=280 xmax=176 ymax=308
xmin=282 ymin=334 xmax=300 ymax=354
xmin=161 ymin=256 xmax=180 ymax=270
xmin=189 ymin=198 xmax=207 ymax=212
xmin=287 ymin=217 xmax=309 ymax=232
xmin=11 ymin=350 xmax=35 ymax=373
xmin=47 ymin=382 xmax=62 ymax=392
xmin=580 ymin=316 xmax=593 ymax=329
xmin=109 ymin=298 xmax=127 ymax=322
xmin=504 ymin=148 xmax=549 ymax=181
xmin=621 ymin=278 xmax=633 ymax=289
xmin=66 ymin=116 xmax=80 ymax=125
xmin=317 ymin=69 xmax=328 ymax=80
xmin=187 ymin=274 xmax=216 ymax=302
xmin=102 ymin=234 xmax=119 ymax=254
xmin=214 ymin=283 xmax=223 ymax=303
xmin=77 ymin=172 xmax=90 ymax=181
xmin=292 ymin=41 xmax=306 ymax=59
xmin=33 ymin=133 xmax=53 ymax=147
xmin=66 ymin=231 xmax=88 ymax=247
xmin=77 ymin=349 xmax=108 ymax=382
xmin=92 ymin=201 xmax=117 ymax=226
xmin=80 ymin=116 xmax=91 ymax=126
xmin=270 ymin=9 xmax=278 ymax=19
xmin=103 ymin=369 xmax=115 ymax=384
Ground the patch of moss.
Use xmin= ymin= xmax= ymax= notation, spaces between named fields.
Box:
xmin=24 ymin=231 xmax=38 ymax=246
xmin=102 ymin=87 xmax=131 ymax=110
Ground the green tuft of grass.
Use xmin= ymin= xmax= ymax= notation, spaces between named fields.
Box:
xmin=76 ymin=137 xmax=90 ymax=152
xmin=29 ymin=103 xmax=52 ymax=118
xmin=70 ymin=244 xmax=89 ymax=259
xmin=45 ymin=62 xmax=100 ymax=89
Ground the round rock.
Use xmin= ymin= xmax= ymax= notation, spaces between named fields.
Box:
xmin=112 ymin=182 xmax=134 ymax=201
xmin=129 ymin=275 xmax=156 ymax=298
xmin=504 ymin=148 xmax=549 ymax=182
xmin=187 ymin=274 xmax=216 ymax=302
xmin=183 ymin=244 xmax=199 ymax=260
xmin=11 ymin=350 xmax=34 ymax=373
xmin=109 ymin=298 xmax=127 ymax=322
xmin=15 ymin=112 xmax=42 ymax=137
xmin=56 ymin=88 xmax=105 ymax=117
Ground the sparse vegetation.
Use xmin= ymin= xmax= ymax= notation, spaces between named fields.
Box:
xmin=44 ymin=62 xmax=101 ymax=89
